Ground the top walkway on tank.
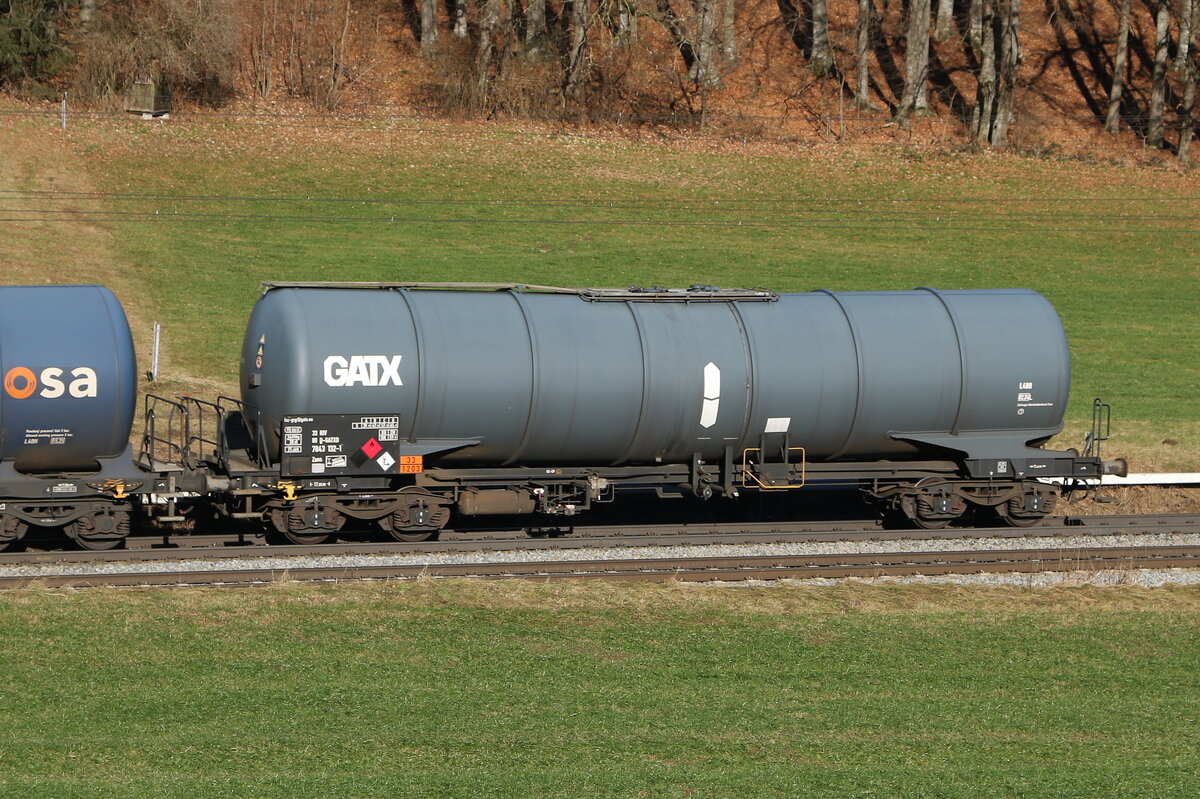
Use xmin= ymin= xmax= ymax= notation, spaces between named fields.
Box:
xmin=259 ymin=282 xmax=780 ymax=303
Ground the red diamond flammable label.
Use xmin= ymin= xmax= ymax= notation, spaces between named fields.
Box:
xmin=361 ymin=437 xmax=383 ymax=460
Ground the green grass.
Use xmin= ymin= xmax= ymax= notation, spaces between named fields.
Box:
xmin=1 ymin=582 xmax=1199 ymax=798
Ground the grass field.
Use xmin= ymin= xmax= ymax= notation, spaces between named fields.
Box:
xmin=1 ymin=581 xmax=1199 ymax=798
xmin=3 ymin=110 xmax=1196 ymax=466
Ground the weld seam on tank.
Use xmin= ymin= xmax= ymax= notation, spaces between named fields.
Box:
xmin=394 ymin=289 xmax=426 ymax=443
xmin=502 ymin=290 xmax=540 ymax=467
xmin=917 ymin=287 xmax=968 ymax=436
xmin=725 ymin=301 xmax=757 ymax=448
xmin=613 ymin=300 xmax=651 ymax=467
xmin=815 ymin=290 xmax=864 ymax=461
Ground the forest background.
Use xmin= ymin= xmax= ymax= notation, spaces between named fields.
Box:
xmin=2 ymin=0 xmax=1199 ymax=161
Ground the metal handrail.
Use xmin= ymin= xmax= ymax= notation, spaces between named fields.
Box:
xmin=140 ymin=394 xmax=189 ymax=469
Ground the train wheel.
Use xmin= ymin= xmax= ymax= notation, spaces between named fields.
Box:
xmin=388 ymin=528 xmax=440 ymax=543
xmin=66 ymin=521 xmax=125 ymax=551
xmin=998 ymin=491 xmax=1055 ymax=528
xmin=0 ymin=517 xmax=28 ymax=551
xmin=65 ymin=509 xmax=129 ymax=551
xmin=901 ymin=490 xmax=964 ymax=530
xmin=282 ymin=530 xmax=331 ymax=545
xmin=267 ymin=506 xmax=343 ymax=546
xmin=384 ymin=492 xmax=451 ymax=543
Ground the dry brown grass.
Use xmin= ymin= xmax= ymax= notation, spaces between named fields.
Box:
xmin=11 ymin=578 xmax=1200 ymax=619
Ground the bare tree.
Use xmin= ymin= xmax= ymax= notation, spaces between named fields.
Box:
xmin=1180 ymin=0 xmax=1195 ymax=72
xmin=969 ymin=0 xmax=983 ymax=50
xmin=1180 ymin=0 xmax=1199 ymax=163
xmin=527 ymin=0 xmax=547 ymax=46
xmin=972 ymin=0 xmax=996 ymax=142
xmin=693 ymin=0 xmax=722 ymax=86
xmin=615 ymin=0 xmax=639 ymax=42
xmin=897 ymin=0 xmax=932 ymax=123
xmin=935 ymin=0 xmax=954 ymax=41
xmin=420 ymin=0 xmax=439 ymax=57
xmin=564 ymin=0 xmax=592 ymax=99
xmin=721 ymin=0 xmax=735 ymax=64
xmin=247 ymin=0 xmax=279 ymax=99
xmin=476 ymin=0 xmax=500 ymax=100
xmin=1146 ymin=0 xmax=1172 ymax=146
xmin=854 ymin=0 xmax=876 ymax=107
xmin=1105 ymin=0 xmax=1131 ymax=132
xmin=452 ymin=0 xmax=468 ymax=37
xmin=991 ymin=0 xmax=1020 ymax=146
xmin=810 ymin=0 xmax=834 ymax=76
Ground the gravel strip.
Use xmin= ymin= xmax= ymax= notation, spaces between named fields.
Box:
xmin=748 ymin=567 xmax=1200 ymax=589
xmin=5 ymin=531 xmax=1200 ymax=578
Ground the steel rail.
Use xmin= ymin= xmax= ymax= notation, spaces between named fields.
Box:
xmin=3 ymin=514 xmax=1198 ymax=566
xmin=4 ymin=546 xmax=1198 ymax=589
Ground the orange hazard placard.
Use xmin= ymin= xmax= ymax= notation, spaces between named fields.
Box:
xmin=399 ymin=455 xmax=423 ymax=473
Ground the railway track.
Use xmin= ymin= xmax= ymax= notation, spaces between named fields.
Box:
xmin=3 ymin=545 xmax=1198 ymax=589
xmin=2 ymin=513 xmax=1197 ymax=565
xmin=1 ymin=513 xmax=1198 ymax=589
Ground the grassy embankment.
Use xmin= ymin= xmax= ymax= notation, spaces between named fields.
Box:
xmin=2 ymin=112 xmax=1194 ymax=467
xmin=1 ymin=581 xmax=1199 ymax=798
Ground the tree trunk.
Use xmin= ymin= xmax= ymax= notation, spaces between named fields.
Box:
xmin=1181 ymin=1 xmax=1199 ymax=164
xmin=420 ymin=0 xmax=440 ymax=57
xmin=80 ymin=0 xmax=96 ymax=29
xmin=564 ymin=0 xmax=592 ymax=99
xmin=969 ymin=0 xmax=983 ymax=51
xmin=1105 ymin=0 xmax=1131 ymax=133
xmin=476 ymin=0 xmax=499 ymax=101
xmin=990 ymin=0 xmax=1020 ymax=146
xmin=527 ymin=0 xmax=547 ymax=45
xmin=452 ymin=0 xmax=468 ymax=37
xmin=810 ymin=0 xmax=834 ymax=76
xmin=855 ymin=0 xmax=876 ymax=107
xmin=1146 ymin=0 xmax=1171 ymax=147
xmin=897 ymin=0 xmax=932 ymax=122
xmin=775 ymin=0 xmax=811 ymax=57
xmin=935 ymin=0 xmax=954 ymax=42
xmin=1180 ymin=0 xmax=1195 ymax=71
xmin=721 ymin=0 xmax=736 ymax=64
xmin=616 ymin=1 xmax=639 ymax=43
xmin=972 ymin=0 xmax=996 ymax=142
xmin=249 ymin=0 xmax=279 ymax=99
xmin=692 ymin=0 xmax=721 ymax=86
xmin=1182 ymin=58 xmax=1197 ymax=165
xmin=658 ymin=0 xmax=697 ymax=72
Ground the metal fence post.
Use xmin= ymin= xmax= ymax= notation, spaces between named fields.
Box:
xmin=60 ymin=92 xmax=67 ymax=131
xmin=151 ymin=322 xmax=162 ymax=381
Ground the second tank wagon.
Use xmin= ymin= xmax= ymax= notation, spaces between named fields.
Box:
xmin=212 ymin=282 xmax=1115 ymax=539
xmin=241 ymin=283 xmax=1071 ymax=468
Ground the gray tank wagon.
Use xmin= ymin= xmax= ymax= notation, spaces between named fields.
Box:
xmin=220 ymin=282 xmax=1124 ymax=541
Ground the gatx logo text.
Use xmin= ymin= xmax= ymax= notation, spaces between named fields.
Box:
xmin=4 ymin=366 xmax=99 ymax=399
xmin=323 ymin=355 xmax=403 ymax=387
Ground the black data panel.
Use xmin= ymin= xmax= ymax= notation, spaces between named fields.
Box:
xmin=279 ymin=414 xmax=403 ymax=477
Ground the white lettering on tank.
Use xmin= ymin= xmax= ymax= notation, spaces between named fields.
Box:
xmin=68 ymin=367 xmax=98 ymax=398
xmin=40 ymin=368 xmax=66 ymax=398
xmin=700 ymin=362 xmax=720 ymax=429
xmin=323 ymin=355 xmax=403 ymax=387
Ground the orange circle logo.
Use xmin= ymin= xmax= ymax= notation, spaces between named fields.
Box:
xmin=3 ymin=367 xmax=36 ymax=399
